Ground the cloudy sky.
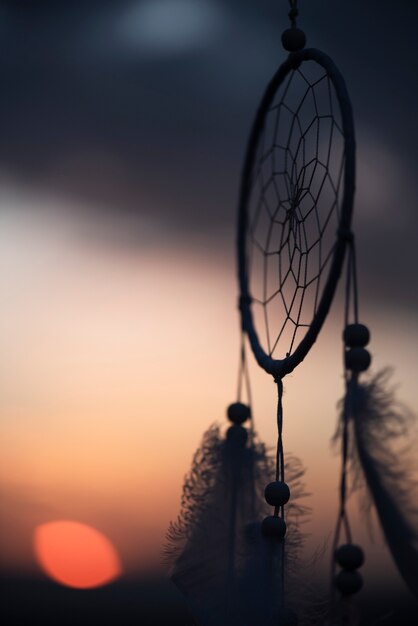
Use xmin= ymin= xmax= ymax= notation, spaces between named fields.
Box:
xmin=0 ymin=1 xmax=417 ymax=309
xmin=0 ymin=0 xmax=417 ymax=607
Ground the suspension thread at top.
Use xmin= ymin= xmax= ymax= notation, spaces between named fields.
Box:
xmin=288 ymin=0 xmax=299 ymax=29
xmin=282 ymin=0 xmax=306 ymax=52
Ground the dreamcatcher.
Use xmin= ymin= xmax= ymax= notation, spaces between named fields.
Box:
xmin=166 ymin=2 xmax=418 ymax=625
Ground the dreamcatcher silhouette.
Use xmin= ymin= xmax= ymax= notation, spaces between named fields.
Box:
xmin=166 ymin=2 xmax=418 ymax=625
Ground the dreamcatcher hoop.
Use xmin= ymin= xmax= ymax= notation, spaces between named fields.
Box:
xmin=238 ymin=48 xmax=355 ymax=379
xmin=236 ymin=9 xmax=362 ymax=618
xmin=168 ymin=5 xmax=417 ymax=624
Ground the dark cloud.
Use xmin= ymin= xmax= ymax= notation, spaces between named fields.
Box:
xmin=0 ymin=1 xmax=417 ymax=310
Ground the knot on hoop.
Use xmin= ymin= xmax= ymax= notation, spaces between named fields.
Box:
xmin=287 ymin=53 xmax=302 ymax=69
xmin=238 ymin=294 xmax=252 ymax=311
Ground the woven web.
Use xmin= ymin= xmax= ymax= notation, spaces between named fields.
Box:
xmin=248 ymin=60 xmax=346 ymax=360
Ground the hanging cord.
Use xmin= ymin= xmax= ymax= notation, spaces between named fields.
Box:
xmin=339 ymin=235 xmax=358 ymax=541
xmin=225 ymin=332 xmax=254 ymax=616
xmin=275 ymin=378 xmax=285 ymax=502
xmin=349 ymin=239 xmax=359 ymax=324
xmin=236 ymin=331 xmax=257 ymax=522
xmin=339 ymin=235 xmax=359 ymax=545
xmin=331 ymin=238 xmax=359 ymax=599
xmin=339 ymin=234 xmax=359 ymax=545
xmin=288 ymin=0 xmax=299 ymax=28
xmin=344 ymin=235 xmax=359 ymax=328
xmin=237 ymin=330 xmax=254 ymax=439
xmin=275 ymin=377 xmax=286 ymax=605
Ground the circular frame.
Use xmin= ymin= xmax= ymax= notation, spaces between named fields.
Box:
xmin=237 ymin=48 xmax=355 ymax=379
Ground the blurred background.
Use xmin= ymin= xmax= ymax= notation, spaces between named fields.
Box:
xmin=1 ymin=1 xmax=417 ymax=623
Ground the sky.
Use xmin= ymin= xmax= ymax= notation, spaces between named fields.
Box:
xmin=0 ymin=0 xmax=417 ymax=607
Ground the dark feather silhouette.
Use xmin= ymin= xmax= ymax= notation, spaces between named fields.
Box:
xmin=165 ymin=423 xmax=326 ymax=625
xmin=339 ymin=369 xmax=418 ymax=599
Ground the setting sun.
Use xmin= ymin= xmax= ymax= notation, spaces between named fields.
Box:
xmin=34 ymin=521 xmax=122 ymax=589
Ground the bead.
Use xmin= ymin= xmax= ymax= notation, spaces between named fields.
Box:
xmin=264 ymin=481 xmax=290 ymax=507
xmin=226 ymin=424 xmax=248 ymax=447
xmin=227 ymin=402 xmax=251 ymax=425
xmin=335 ymin=569 xmax=363 ymax=595
xmin=335 ymin=544 xmax=365 ymax=570
xmin=343 ymin=324 xmax=370 ymax=348
xmin=261 ymin=515 xmax=287 ymax=540
xmin=345 ymin=347 xmax=371 ymax=372
xmin=281 ymin=28 xmax=306 ymax=52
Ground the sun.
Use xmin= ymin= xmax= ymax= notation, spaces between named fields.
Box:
xmin=34 ymin=520 xmax=122 ymax=589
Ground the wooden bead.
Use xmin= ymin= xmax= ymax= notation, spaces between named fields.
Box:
xmin=261 ymin=515 xmax=287 ymax=540
xmin=335 ymin=544 xmax=365 ymax=570
xmin=343 ymin=324 xmax=370 ymax=348
xmin=226 ymin=424 xmax=248 ymax=447
xmin=227 ymin=402 xmax=251 ymax=425
xmin=281 ymin=28 xmax=306 ymax=52
xmin=335 ymin=569 xmax=363 ymax=595
xmin=345 ymin=347 xmax=371 ymax=372
xmin=264 ymin=481 xmax=290 ymax=507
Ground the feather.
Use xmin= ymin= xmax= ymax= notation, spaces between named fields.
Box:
xmin=165 ymin=423 xmax=274 ymax=625
xmin=165 ymin=422 xmax=325 ymax=625
xmin=342 ymin=369 xmax=418 ymax=598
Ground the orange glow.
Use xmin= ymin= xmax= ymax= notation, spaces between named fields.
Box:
xmin=1 ymin=206 xmax=417 ymax=581
xmin=34 ymin=520 xmax=122 ymax=589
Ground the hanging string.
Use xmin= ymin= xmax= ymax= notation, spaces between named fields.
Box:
xmin=331 ymin=383 xmax=354 ymax=565
xmin=288 ymin=0 xmax=299 ymax=28
xmin=339 ymin=234 xmax=360 ymax=549
xmin=275 ymin=378 xmax=285 ymax=501
xmin=275 ymin=377 xmax=286 ymax=605
xmin=237 ymin=330 xmax=254 ymax=438
xmin=341 ymin=237 xmax=356 ymax=545
xmin=344 ymin=234 xmax=359 ymax=328
xmin=349 ymin=239 xmax=359 ymax=324
xmin=235 ymin=330 xmax=258 ymax=523
xmin=338 ymin=233 xmax=360 ymax=553
xmin=331 ymin=236 xmax=359 ymax=596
